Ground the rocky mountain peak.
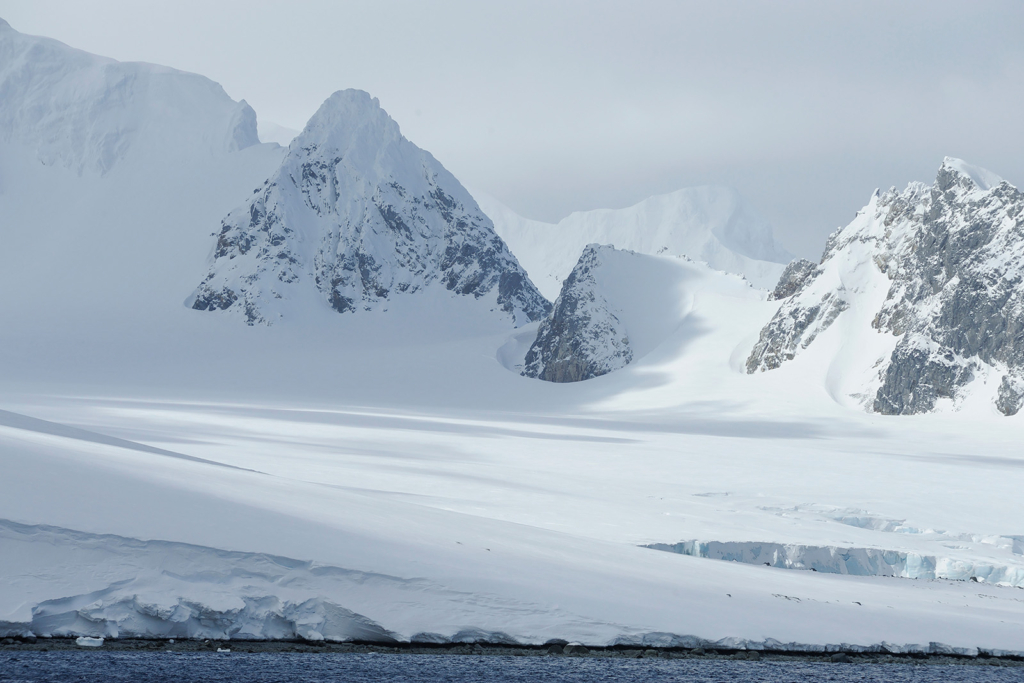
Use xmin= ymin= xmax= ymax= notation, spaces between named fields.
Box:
xmin=938 ymin=156 xmax=1004 ymax=193
xmin=522 ymin=244 xmax=633 ymax=382
xmin=297 ymin=90 xmax=401 ymax=153
xmin=747 ymin=158 xmax=1024 ymax=416
xmin=189 ymin=91 xmax=550 ymax=326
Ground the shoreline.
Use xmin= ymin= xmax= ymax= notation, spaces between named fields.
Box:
xmin=2 ymin=637 xmax=1022 ymax=667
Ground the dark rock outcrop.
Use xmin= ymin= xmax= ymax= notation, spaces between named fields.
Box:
xmin=769 ymin=259 xmax=818 ymax=300
xmin=522 ymin=245 xmax=632 ymax=382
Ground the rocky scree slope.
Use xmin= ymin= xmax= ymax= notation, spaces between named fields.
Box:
xmin=747 ymin=158 xmax=1024 ymax=416
xmin=522 ymin=245 xmax=633 ymax=382
xmin=0 ymin=18 xmax=258 ymax=175
xmin=190 ymin=90 xmax=550 ymax=326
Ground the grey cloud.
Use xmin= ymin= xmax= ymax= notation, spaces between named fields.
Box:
xmin=1 ymin=0 xmax=1021 ymax=258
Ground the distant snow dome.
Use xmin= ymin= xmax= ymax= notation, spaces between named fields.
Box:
xmin=476 ymin=186 xmax=792 ymax=299
xmin=190 ymin=89 xmax=550 ymax=326
xmin=257 ymin=120 xmax=301 ymax=146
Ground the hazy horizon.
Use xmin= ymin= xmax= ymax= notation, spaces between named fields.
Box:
xmin=3 ymin=0 xmax=1022 ymax=259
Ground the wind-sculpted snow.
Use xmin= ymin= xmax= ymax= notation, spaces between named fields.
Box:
xmin=747 ymin=158 xmax=1024 ymax=415
xmin=521 ymin=246 xmax=744 ymax=382
xmin=477 ymin=187 xmax=791 ymax=299
xmin=190 ymin=90 xmax=549 ymax=326
xmin=0 ymin=19 xmax=258 ymax=175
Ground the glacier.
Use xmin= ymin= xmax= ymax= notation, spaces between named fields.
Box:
xmin=0 ymin=17 xmax=1023 ymax=656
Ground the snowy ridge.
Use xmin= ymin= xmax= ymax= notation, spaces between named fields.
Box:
xmin=0 ymin=18 xmax=258 ymax=174
xmin=747 ymin=158 xmax=1024 ymax=415
xmin=522 ymin=245 xmax=761 ymax=382
xmin=477 ymin=186 xmax=791 ymax=299
xmin=190 ymin=90 xmax=549 ymax=325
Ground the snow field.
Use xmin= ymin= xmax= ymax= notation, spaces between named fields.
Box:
xmin=1 ymin=18 xmax=1023 ymax=652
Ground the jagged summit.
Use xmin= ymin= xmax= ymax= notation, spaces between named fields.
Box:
xmin=747 ymin=158 xmax=1024 ymax=416
xmin=298 ymin=90 xmax=401 ymax=151
xmin=521 ymin=243 xmax=755 ymax=383
xmin=940 ymin=156 xmax=1004 ymax=191
xmin=190 ymin=90 xmax=550 ymax=326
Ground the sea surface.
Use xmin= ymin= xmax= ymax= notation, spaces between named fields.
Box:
xmin=2 ymin=653 xmax=1022 ymax=683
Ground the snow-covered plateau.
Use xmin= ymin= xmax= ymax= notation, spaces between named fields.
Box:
xmin=1 ymin=18 xmax=1023 ymax=654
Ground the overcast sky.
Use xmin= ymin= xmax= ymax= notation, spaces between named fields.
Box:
xmin=3 ymin=0 xmax=1022 ymax=258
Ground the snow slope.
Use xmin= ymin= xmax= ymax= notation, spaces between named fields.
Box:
xmin=191 ymin=90 xmax=549 ymax=326
xmin=0 ymin=18 xmax=259 ymax=175
xmin=1 ymin=20 xmax=1023 ymax=653
xmin=476 ymin=186 xmax=792 ymax=298
xmin=521 ymin=245 xmax=755 ymax=381
xmin=748 ymin=157 xmax=1024 ymax=416
xmin=0 ymin=18 xmax=286 ymax=354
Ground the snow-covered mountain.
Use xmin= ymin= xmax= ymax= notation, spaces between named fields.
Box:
xmin=521 ymin=244 xmax=755 ymax=382
xmin=0 ymin=18 xmax=259 ymax=175
xmin=4 ymin=20 xmax=1024 ymax=657
xmin=523 ymin=245 xmax=634 ymax=382
xmin=190 ymin=90 xmax=550 ymax=326
xmin=748 ymin=158 xmax=1024 ymax=416
xmin=0 ymin=19 xmax=284 ymax=346
xmin=476 ymin=186 xmax=792 ymax=298
xmin=257 ymin=120 xmax=300 ymax=146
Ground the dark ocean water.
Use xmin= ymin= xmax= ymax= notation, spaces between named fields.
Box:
xmin=2 ymin=653 xmax=1022 ymax=683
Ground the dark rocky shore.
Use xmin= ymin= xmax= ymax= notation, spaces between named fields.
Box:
xmin=2 ymin=637 xmax=1021 ymax=667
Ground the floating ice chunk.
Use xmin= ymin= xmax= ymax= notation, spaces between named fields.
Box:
xmin=76 ymin=636 xmax=104 ymax=647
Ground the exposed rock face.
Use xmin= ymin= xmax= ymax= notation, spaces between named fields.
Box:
xmin=745 ymin=293 xmax=848 ymax=373
xmin=769 ymin=259 xmax=817 ymax=300
xmin=748 ymin=158 xmax=1024 ymax=415
xmin=522 ymin=245 xmax=632 ymax=382
xmin=996 ymin=374 xmax=1024 ymax=416
xmin=190 ymin=90 xmax=550 ymax=326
